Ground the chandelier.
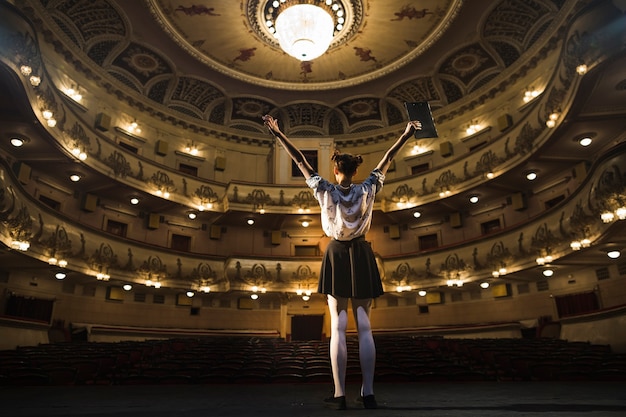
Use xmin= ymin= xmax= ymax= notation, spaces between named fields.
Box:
xmin=265 ymin=0 xmax=347 ymax=61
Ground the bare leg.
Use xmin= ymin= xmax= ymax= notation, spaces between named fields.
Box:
xmin=327 ymin=294 xmax=349 ymax=398
xmin=352 ymin=298 xmax=375 ymax=397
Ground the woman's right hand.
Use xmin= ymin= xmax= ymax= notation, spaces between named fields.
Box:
xmin=263 ymin=114 xmax=280 ymax=135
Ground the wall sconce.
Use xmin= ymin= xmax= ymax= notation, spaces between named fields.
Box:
xmin=71 ymin=144 xmax=88 ymax=161
xmin=250 ymin=285 xmax=266 ymax=300
xmin=465 ymin=121 xmax=481 ymax=135
xmin=570 ymin=238 xmax=591 ymax=251
xmin=492 ymin=267 xmax=507 ymax=277
xmin=194 ymin=185 xmax=219 ymax=211
xmin=438 ymin=188 xmax=451 ymax=198
xmin=411 ymin=142 xmax=429 ymax=155
xmin=151 ymin=172 xmax=175 ymax=198
xmin=186 ymin=291 xmax=195 ymax=298
xmin=48 ymin=256 xmax=67 ymax=267
xmin=599 ymin=205 xmax=626 ymax=223
xmin=523 ymin=87 xmax=540 ymax=103
xmin=601 ymin=211 xmax=614 ymax=223
xmin=41 ymin=109 xmax=57 ymax=127
xmin=200 ymin=285 xmax=211 ymax=293
xmin=296 ymin=287 xmax=313 ymax=301
xmin=480 ymin=282 xmax=490 ymax=289
xmin=184 ymin=142 xmax=199 ymax=156
xmin=542 ymin=268 xmax=554 ymax=277
xmin=546 ymin=112 xmax=559 ymax=128
xmin=63 ymin=85 xmax=83 ymax=102
xmin=576 ymin=64 xmax=588 ymax=75
xmin=536 ymin=255 xmax=553 ymax=265
xmin=126 ymin=120 xmax=141 ymax=134
xmin=145 ymin=278 xmax=161 ymax=288
xmin=10 ymin=240 xmax=30 ymax=251
xmin=96 ymin=272 xmax=110 ymax=281
xmin=123 ymin=284 xmax=132 ymax=291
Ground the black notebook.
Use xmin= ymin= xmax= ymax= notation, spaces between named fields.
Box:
xmin=404 ymin=101 xmax=438 ymax=139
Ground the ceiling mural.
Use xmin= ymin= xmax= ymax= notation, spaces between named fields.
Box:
xmin=149 ymin=0 xmax=461 ymax=89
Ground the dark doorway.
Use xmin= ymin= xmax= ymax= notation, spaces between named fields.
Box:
xmin=291 ymin=315 xmax=324 ymax=341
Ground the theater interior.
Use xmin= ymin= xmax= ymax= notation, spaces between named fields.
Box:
xmin=1 ymin=0 xmax=626 ymax=414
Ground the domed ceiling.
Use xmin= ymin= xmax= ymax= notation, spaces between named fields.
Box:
xmin=148 ymin=0 xmax=461 ymax=89
xmin=28 ymin=0 xmax=564 ymax=137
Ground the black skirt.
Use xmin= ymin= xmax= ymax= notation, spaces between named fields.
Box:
xmin=318 ymin=237 xmax=384 ymax=299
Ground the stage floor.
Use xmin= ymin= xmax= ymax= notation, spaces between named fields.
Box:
xmin=2 ymin=381 xmax=626 ymax=417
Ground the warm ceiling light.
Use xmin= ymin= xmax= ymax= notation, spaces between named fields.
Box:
xmin=301 ymin=219 xmax=310 ymax=227
xmin=413 ymin=211 xmax=421 ymax=218
xmin=274 ymin=2 xmax=335 ymax=61
xmin=123 ymin=284 xmax=132 ymax=291
xmin=480 ymin=282 xmax=490 ymax=289
xmin=247 ymin=218 xmax=255 ymax=225
xmin=525 ymin=171 xmax=537 ymax=181
xmin=20 ymin=65 xmax=32 ymax=76
xmin=576 ymin=64 xmax=588 ymax=74
xmin=418 ymin=290 xmax=427 ymax=296
xmin=578 ymin=137 xmax=592 ymax=147
xmin=469 ymin=195 xmax=479 ymax=204
xmin=188 ymin=212 xmax=197 ymax=220
xmin=186 ymin=291 xmax=195 ymax=298
xmin=130 ymin=197 xmax=140 ymax=205
xmin=55 ymin=271 xmax=66 ymax=280
xmin=542 ymin=269 xmax=554 ymax=277
xmin=69 ymin=173 xmax=81 ymax=182
xmin=607 ymin=250 xmax=621 ymax=259
xmin=10 ymin=137 xmax=26 ymax=147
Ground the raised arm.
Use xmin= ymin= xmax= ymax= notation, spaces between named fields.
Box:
xmin=263 ymin=115 xmax=315 ymax=179
xmin=375 ymin=121 xmax=422 ymax=175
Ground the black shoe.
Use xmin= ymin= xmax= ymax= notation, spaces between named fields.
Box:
xmin=324 ymin=396 xmax=347 ymax=410
xmin=357 ymin=394 xmax=378 ymax=409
